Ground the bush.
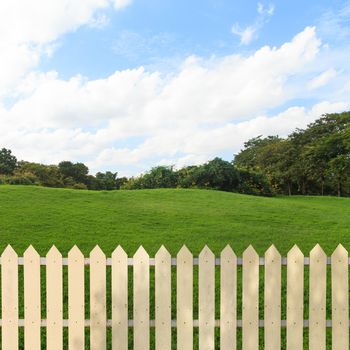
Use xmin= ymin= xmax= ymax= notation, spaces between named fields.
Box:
xmin=237 ymin=168 xmax=274 ymax=196
xmin=71 ymin=183 xmax=88 ymax=190
xmin=4 ymin=174 xmax=38 ymax=185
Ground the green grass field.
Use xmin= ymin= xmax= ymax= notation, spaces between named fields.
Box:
xmin=0 ymin=185 xmax=349 ymax=256
xmin=1 ymin=185 xmax=349 ymax=349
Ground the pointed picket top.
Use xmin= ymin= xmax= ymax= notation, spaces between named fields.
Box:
xmin=310 ymin=244 xmax=326 ymax=261
xmin=177 ymin=245 xmax=193 ymax=262
xmin=68 ymin=245 xmax=84 ymax=261
xmin=243 ymin=245 xmax=259 ymax=262
xmin=265 ymin=244 xmax=281 ymax=263
xmin=90 ymin=245 xmax=106 ymax=263
xmin=332 ymin=244 xmax=348 ymax=259
xmin=47 ymin=245 xmax=61 ymax=257
xmin=112 ymin=245 xmax=127 ymax=259
xmin=221 ymin=244 xmax=236 ymax=262
xmin=23 ymin=245 xmax=40 ymax=261
xmin=287 ymin=244 xmax=304 ymax=260
xmin=1 ymin=244 xmax=18 ymax=259
xmin=199 ymin=245 xmax=214 ymax=260
xmin=46 ymin=245 xmax=62 ymax=263
xmin=133 ymin=245 xmax=149 ymax=262
xmin=155 ymin=245 xmax=171 ymax=261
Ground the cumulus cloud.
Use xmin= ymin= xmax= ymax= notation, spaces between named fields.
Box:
xmin=0 ymin=0 xmax=132 ymax=96
xmin=2 ymin=25 xmax=347 ymax=175
xmin=232 ymin=2 xmax=275 ymax=45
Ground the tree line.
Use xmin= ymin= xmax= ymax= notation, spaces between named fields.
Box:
xmin=0 ymin=111 xmax=349 ymax=196
xmin=234 ymin=111 xmax=350 ymax=196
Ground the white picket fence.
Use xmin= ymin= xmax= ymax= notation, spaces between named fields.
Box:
xmin=0 ymin=244 xmax=349 ymax=349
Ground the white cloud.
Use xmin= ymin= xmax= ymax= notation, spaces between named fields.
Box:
xmin=308 ymin=68 xmax=337 ymax=89
xmin=113 ymin=0 xmax=133 ymax=10
xmin=0 ymin=0 xmax=132 ymax=97
xmin=232 ymin=2 xmax=275 ymax=45
xmin=231 ymin=25 xmax=256 ymax=45
xmin=2 ymin=26 xmax=346 ymax=175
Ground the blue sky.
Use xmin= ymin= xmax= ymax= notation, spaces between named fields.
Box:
xmin=0 ymin=0 xmax=350 ymax=175
xmin=42 ymin=0 xmax=343 ymax=77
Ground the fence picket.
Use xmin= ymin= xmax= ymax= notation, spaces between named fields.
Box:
xmin=177 ymin=245 xmax=193 ymax=350
xmin=1 ymin=245 xmax=18 ymax=350
xmin=155 ymin=246 xmax=171 ymax=350
xmin=309 ymin=244 xmax=326 ymax=350
xmin=68 ymin=245 xmax=85 ymax=350
xmin=46 ymin=245 xmax=63 ymax=350
xmin=264 ymin=245 xmax=281 ymax=350
xmin=133 ymin=246 xmax=150 ymax=350
xmin=331 ymin=244 xmax=349 ymax=350
xmin=287 ymin=245 xmax=304 ymax=350
xmin=24 ymin=245 xmax=41 ymax=350
xmin=199 ymin=246 xmax=215 ymax=350
xmin=112 ymin=246 xmax=128 ymax=350
xmin=220 ymin=245 xmax=237 ymax=350
xmin=90 ymin=246 xmax=106 ymax=350
xmin=242 ymin=245 xmax=259 ymax=350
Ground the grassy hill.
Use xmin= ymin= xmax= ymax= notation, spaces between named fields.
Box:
xmin=0 ymin=185 xmax=349 ymax=256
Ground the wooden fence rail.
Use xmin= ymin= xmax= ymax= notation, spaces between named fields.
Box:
xmin=0 ymin=244 xmax=349 ymax=349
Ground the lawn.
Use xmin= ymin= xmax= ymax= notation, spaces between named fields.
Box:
xmin=0 ymin=185 xmax=349 ymax=256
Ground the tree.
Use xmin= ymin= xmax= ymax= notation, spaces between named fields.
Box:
xmin=0 ymin=148 xmax=17 ymax=175
xmin=58 ymin=161 xmax=89 ymax=184
xmin=234 ymin=136 xmax=282 ymax=169
xmin=95 ymin=171 xmax=119 ymax=190
xmin=192 ymin=158 xmax=239 ymax=191
xmin=327 ymin=155 xmax=350 ymax=197
xmin=16 ymin=161 xmax=63 ymax=187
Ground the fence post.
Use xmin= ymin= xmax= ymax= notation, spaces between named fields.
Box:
xmin=46 ymin=245 xmax=63 ymax=350
xmin=24 ymin=245 xmax=41 ymax=350
xmin=220 ymin=245 xmax=237 ymax=350
xmin=1 ymin=245 xmax=18 ymax=350
xmin=112 ymin=246 xmax=128 ymax=350
xmin=287 ymin=245 xmax=304 ymax=350
xmin=264 ymin=245 xmax=281 ymax=350
xmin=133 ymin=246 xmax=150 ymax=350
xmin=68 ymin=245 xmax=85 ymax=350
xmin=90 ymin=245 xmax=107 ymax=350
xmin=177 ymin=245 xmax=193 ymax=350
xmin=242 ymin=245 xmax=259 ymax=350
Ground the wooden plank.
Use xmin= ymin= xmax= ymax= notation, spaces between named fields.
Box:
xmin=1 ymin=245 xmax=19 ymax=350
xmin=287 ymin=245 xmax=304 ymax=350
xmin=177 ymin=245 xmax=193 ymax=350
xmin=155 ymin=246 xmax=171 ymax=350
xmin=24 ymin=245 xmax=41 ymax=350
xmin=331 ymin=244 xmax=348 ymax=350
xmin=46 ymin=245 xmax=63 ymax=350
xmin=68 ymin=245 xmax=85 ymax=350
xmin=309 ymin=244 xmax=326 ymax=350
xmin=90 ymin=246 xmax=106 ymax=350
xmin=264 ymin=245 xmax=281 ymax=350
xmin=133 ymin=246 xmax=150 ymax=350
xmin=242 ymin=245 xmax=259 ymax=350
xmin=199 ymin=246 xmax=215 ymax=350
xmin=112 ymin=246 xmax=128 ymax=350
xmin=220 ymin=245 xmax=237 ymax=350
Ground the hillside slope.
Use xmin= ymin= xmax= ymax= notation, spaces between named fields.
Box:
xmin=0 ymin=185 xmax=349 ymax=255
